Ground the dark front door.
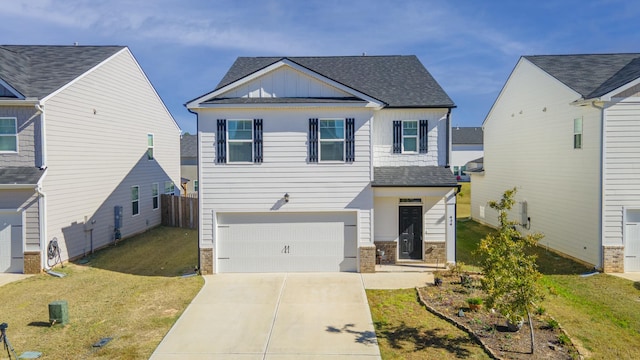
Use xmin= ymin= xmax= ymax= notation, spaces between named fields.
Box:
xmin=399 ymin=206 xmax=422 ymax=260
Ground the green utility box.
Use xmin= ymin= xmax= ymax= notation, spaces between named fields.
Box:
xmin=48 ymin=300 xmax=69 ymax=325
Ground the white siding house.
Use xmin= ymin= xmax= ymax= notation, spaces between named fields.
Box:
xmin=0 ymin=46 xmax=180 ymax=273
xmin=472 ymin=53 xmax=640 ymax=273
xmin=451 ymin=127 xmax=483 ymax=180
xmin=187 ymin=56 xmax=458 ymax=274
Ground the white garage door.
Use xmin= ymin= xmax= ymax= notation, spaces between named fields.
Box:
xmin=217 ymin=212 xmax=357 ymax=273
xmin=0 ymin=211 xmax=23 ymax=273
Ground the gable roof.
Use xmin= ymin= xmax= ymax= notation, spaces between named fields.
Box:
xmin=525 ymin=53 xmax=640 ymax=99
xmin=0 ymin=45 xmax=125 ymax=99
xmin=201 ymin=55 xmax=454 ymax=108
xmin=180 ymin=134 xmax=197 ymax=158
xmin=452 ymin=127 xmax=483 ymax=145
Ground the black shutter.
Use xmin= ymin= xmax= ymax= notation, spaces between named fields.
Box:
xmin=392 ymin=120 xmax=401 ymax=153
xmin=253 ymin=119 xmax=263 ymax=163
xmin=216 ymin=119 xmax=227 ymax=163
xmin=419 ymin=119 xmax=428 ymax=153
xmin=308 ymin=118 xmax=318 ymax=162
xmin=345 ymin=118 xmax=355 ymax=162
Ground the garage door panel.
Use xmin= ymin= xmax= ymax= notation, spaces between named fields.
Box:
xmin=0 ymin=212 xmax=23 ymax=273
xmin=217 ymin=213 xmax=357 ymax=273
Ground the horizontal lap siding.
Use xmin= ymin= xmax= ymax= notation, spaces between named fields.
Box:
xmin=43 ymin=50 xmax=180 ymax=261
xmin=472 ymin=59 xmax=601 ymax=266
xmin=603 ymin=101 xmax=640 ymax=246
xmin=0 ymin=106 xmax=41 ymax=167
xmin=199 ymin=108 xmax=373 ymax=246
xmin=0 ymin=190 xmax=39 ymax=251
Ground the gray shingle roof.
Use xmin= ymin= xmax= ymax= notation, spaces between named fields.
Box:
xmin=525 ymin=53 xmax=640 ymax=99
xmin=180 ymin=134 xmax=197 ymax=158
xmin=204 ymin=56 xmax=454 ymax=108
xmin=0 ymin=167 xmax=44 ymax=185
xmin=0 ymin=45 xmax=125 ymax=99
xmin=372 ymin=166 xmax=458 ymax=187
xmin=452 ymin=127 xmax=483 ymax=145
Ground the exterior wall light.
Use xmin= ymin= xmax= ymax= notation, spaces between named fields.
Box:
xmin=284 ymin=193 xmax=290 ymax=203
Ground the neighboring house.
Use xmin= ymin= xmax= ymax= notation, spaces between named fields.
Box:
xmin=187 ymin=55 xmax=458 ymax=274
xmin=471 ymin=53 xmax=640 ymax=273
xmin=451 ymin=126 xmax=483 ymax=181
xmin=464 ymin=157 xmax=483 ymax=173
xmin=0 ymin=45 xmax=180 ymax=274
xmin=180 ymin=133 xmax=198 ymax=195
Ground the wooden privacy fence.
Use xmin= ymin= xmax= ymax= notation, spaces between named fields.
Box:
xmin=161 ymin=194 xmax=198 ymax=229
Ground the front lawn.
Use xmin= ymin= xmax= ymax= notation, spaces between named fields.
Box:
xmin=0 ymin=227 xmax=203 ymax=359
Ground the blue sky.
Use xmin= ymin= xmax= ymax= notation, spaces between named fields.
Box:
xmin=2 ymin=0 xmax=638 ymax=134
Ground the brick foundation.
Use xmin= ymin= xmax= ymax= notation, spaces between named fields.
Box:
xmin=424 ymin=242 xmax=446 ymax=264
xmin=23 ymin=251 xmax=41 ymax=274
xmin=374 ymin=241 xmax=397 ymax=264
xmin=602 ymin=245 xmax=624 ymax=273
xmin=359 ymin=245 xmax=376 ymax=273
xmin=199 ymin=248 xmax=214 ymax=275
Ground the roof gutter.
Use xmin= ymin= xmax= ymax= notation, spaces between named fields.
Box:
xmin=591 ymin=100 xmax=606 ymax=271
xmin=34 ymin=102 xmax=47 ymax=169
xmin=446 ymin=108 xmax=452 ymax=168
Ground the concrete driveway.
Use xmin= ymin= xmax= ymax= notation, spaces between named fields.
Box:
xmin=150 ymin=273 xmax=382 ymax=359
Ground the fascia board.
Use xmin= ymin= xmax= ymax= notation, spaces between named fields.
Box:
xmin=194 ymin=102 xmax=380 ymax=110
xmin=599 ymin=76 xmax=640 ymax=101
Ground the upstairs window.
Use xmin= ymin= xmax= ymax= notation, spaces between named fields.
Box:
xmin=393 ymin=120 xmax=428 ymax=154
xmin=573 ymin=118 xmax=583 ymax=149
xmin=0 ymin=117 xmax=17 ymax=152
xmin=216 ymin=119 xmax=263 ymax=163
xmin=194 ymin=180 xmax=199 ymax=192
xmin=147 ymin=134 xmax=154 ymax=160
xmin=308 ymin=118 xmax=355 ymax=162
xmin=164 ymin=181 xmax=175 ymax=195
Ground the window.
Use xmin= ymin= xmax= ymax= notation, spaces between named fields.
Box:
xmin=228 ymin=120 xmax=253 ymax=162
xmin=453 ymin=166 xmax=459 ymax=175
xmin=393 ymin=120 xmax=428 ymax=154
xmin=194 ymin=180 xmax=199 ymax=192
xmin=164 ymin=181 xmax=174 ymax=195
xmin=152 ymin=183 xmax=159 ymax=210
xmin=319 ymin=119 xmax=345 ymax=161
xmin=147 ymin=134 xmax=154 ymax=160
xmin=131 ymin=186 xmax=140 ymax=216
xmin=0 ymin=117 xmax=17 ymax=152
xmin=402 ymin=120 xmax=418 ymax=152
xmin=308 ymin=118 xmax=355 ymax=162
xmin=574 ymin=118 xmax=583 ymax=149
xmin=216 ymin=119 xmax=263 ymax=163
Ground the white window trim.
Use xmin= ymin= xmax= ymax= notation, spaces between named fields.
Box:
xmin=164 ymin=181 xmax=175 ymax=195
xmin=227 ymin=119 xmax=254 ymax=163
xmin=319 ymin=118 xmax=345 ymax=162
xmin=0 ymin=117 xmax=18 ymax=153
xmin=131 ymin=185 xmax=140 ymax=217
xmin=401 ymin=120 xmax=419 ymax=154
xmin=152 ymin=183 xmax=159 ymax=210
xmin=147 ymin=133 xmax=154 ymax=160
xmin=573 ymin=117 xmax=583 ymax=149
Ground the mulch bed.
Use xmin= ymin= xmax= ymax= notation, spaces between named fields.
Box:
xmin=417 ymin=273 xmax=581 ymax=360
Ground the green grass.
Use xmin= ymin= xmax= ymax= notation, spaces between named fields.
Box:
xmin=367 ymin=289 xmax=490 ymax=359
xmin=456 ymin=219 xmax=640 ymax=359
xmin=456 ymin=182 xmax=471 ymax=218
xmin=0 ymin=227 xmax=203 ymax=360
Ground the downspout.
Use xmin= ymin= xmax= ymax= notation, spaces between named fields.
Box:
xmin=187 ymin=107 xmax=201 ymax=273
xmin=591 ymin=100 xmax=605 ymax=270
xmin=446 ymin=108 xmax=452 ymax=168
xmin=35 ymin=103 xmax=47 ymax=169
xmin=35 ymin=168 xmax=48 ymax=270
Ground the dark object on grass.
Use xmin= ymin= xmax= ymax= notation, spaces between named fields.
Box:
xmin=93 ymin=337 xmax=113 ymax=348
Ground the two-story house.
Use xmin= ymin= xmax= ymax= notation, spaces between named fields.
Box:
xmin=471 ymin=53 xmax=640 ymax=273
xmin=180 ymin=133 xmax=198 ymax=195
xmin=451 ymin=126 xmax=483 ymax=181
xmin=187 ymin=55 xmax=457 ymax=274
xmin=0 ymin=45 xmax=180 ymax=273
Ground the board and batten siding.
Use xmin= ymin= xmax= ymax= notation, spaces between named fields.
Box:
xmin=472 ymin=58 xmax=601 ymax=266
xmin=42 ymin=48 xmax=180 ymax=261
xmin=0 ymin=106 xmax=42 ymax=167
xmin=198 ymin=107 xmax=374 ymax=249
xmin=219 ymin=65 xmax=351 ymax=99
xmin=372 ymin=108 xmax=449 ymax=167
xmin=602 ymin=98 xmax=640 ymax=247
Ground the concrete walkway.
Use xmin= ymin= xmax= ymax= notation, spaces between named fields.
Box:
xmin=0 ymin=273 xmax=31 ymax=287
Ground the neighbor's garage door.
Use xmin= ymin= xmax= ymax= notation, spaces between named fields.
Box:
xmin=217 ymin=212 xmax=357 ymax=273
xmin=0 ymin=211 xmax=23 ymax=273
